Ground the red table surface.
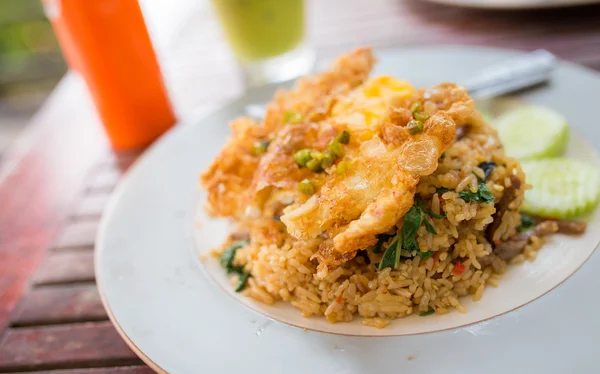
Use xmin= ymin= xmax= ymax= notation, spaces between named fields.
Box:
xmin=2 ymin=0 xmax=600 ymax=372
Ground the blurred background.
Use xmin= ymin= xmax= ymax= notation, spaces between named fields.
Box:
xmin=0 ymin=0 xmax=263 ymax=154
xmin=1 ymin=0 xmax=600 ymax=154
xmin=0 ymin=0 xmax=66 ymax=153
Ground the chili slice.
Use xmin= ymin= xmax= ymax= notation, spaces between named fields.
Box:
xmin=432 ymin=252 xmax=440 ymax=268
xmin=453 ymin=261 xmax=466 ymax=276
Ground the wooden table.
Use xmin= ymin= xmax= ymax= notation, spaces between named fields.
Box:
xmin=1 ymin=0 xmax=600 ymax=372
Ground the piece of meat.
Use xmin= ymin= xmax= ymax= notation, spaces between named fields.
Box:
xmin=527 ymin=216 xmax=587 ymax=235
xmin=493 ymin=221 xmax=558 ymax=260
xmin=231 ymin=231 xmax=250 ymax=241
xmin=477 ymin=254 xmax=493 ymax=267
xmin=556 ymin=219 xmax=587 ymax=235
xmin=477 ymin=252 xmax=506 ymax=274
xmin=493 ymin=239 xmax=526 ymax=261
xmin=486 ymin=174 xmax=522 ymax=246
xmin=490 ymin=255 xmax=506 ymax=274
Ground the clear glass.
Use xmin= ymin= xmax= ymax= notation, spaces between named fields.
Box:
xmin=211 ymin=0 xmax=315 ymax=86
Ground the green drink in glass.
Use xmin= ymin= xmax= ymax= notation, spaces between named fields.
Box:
xmin=211 ymin=0 xmax=314 ymax=86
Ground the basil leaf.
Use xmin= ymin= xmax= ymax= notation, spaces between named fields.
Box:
xmin=518 ymin=214 xmax=536 ymax=232
xmin=372 ymin=234 xmax=392 ymax=254
xmin=478 ymin=182 xmax=495 ymax=203
xmin=221 ymin=240 xmax=252 ymax=291
xmin=402 ymin=205 xmax=422 ymax=251
xmin=418 ymin=251 xmax=434 ymax=258
xmin=235 ymin=273 xmax=251 ymax=292
xmin=378 ymin=235 xmax=402 ymax=270
xmin=426 ymin=210 xmax=446 ymax=220
xmin=416 ymin=196 xmax=446 ymax=219
xmin=227 ymin=265 xmax=245 ymax=275
xmin=478 ymin=161 xmax=496 ymax=182
xmin=420 ymin=307 xmax=435 ymax=316
xmin=458 ymin=190 xmax=478 ymax=202
xmin=423 ymin=217 xmax=437 ymax=234
xmin=459 ymin=182 xmax=495 ymax=203
xmin=436 ymin=187 xmax=450 ymax=194
xmin=220 ymin=240 xmax=248 ymax=269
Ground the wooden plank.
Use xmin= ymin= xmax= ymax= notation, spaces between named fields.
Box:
xmin=23 ymin=366 xmax=154 ymax=374
xmin=33 ymin=250 xmax=95 ymax=286
xmin=85 ymin=168 xmax=120 ymax=194
xmin=53 ymin=221 xmax=99 ymax=250
xmin=72 ymin=193 xmax=111 ymax=220
xmin=84 ymin=151 xmax=140 ymax=194
xmin=11 ymin=284 xmax=106 ymax=327
xmin=0 ymin=74 xmax=109 ymax=332
xmin=98 ymin=151 xmax=141 ymax=172
xmin=0 ymin=322 xmax=142 ymax=372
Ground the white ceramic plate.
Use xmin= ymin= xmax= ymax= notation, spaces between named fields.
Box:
xmin=96 ymin=46 xmax=600 ymax=373
xmin=423 ymin=0 xmax=600 ymax=9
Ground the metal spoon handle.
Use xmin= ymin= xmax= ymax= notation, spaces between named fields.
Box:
xmin=464 ymin=50 xmax=557 ymax=99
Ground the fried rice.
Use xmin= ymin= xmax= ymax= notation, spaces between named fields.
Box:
xmin=201 ymin=48 xmax=548 ymax=328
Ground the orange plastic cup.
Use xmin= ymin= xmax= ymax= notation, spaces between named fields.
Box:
xmin=43 ymin=0 xmax=176 ymax=150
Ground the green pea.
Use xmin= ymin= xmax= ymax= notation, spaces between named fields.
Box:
xmin=310 ymin=150 xmax=323 ymax=160
xmin=306 ymin=158 xmax=323 ymax=172
xmin=283 ymin=110 xmax=303 ymax=124
xmin=251 ymin=139 xmax=270 ymax=156
xmin=407 ymin=120 xmax=424 ymax=135
xmin=410 ymin=101 xmax=423 ymax=113
xmin=293 ymin=149 xmax=312 ymax=167
xmin=414 ymin=112 xmax=429 ymax=122
xmin=328 ymin=141 xmax=344 ymax=158
xmin=334 ymin=130 xmax=350 ymax=145
xmin=298 ymin=179 xmax=315 ymax=195
xmin=321 ymin=150 xmax=335 ymax=169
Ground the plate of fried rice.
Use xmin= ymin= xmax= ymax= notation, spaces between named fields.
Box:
xmin=96 ymin=46 xmax=600 ymax=373
xmin=196 ymin=47 xmax=600 ymax=335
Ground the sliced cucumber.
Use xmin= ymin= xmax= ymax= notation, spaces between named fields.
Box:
xmin=496 ymin=105 xmax=569 ymax=160
xmin=521 ymin=159 xmax=600 ymax=219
